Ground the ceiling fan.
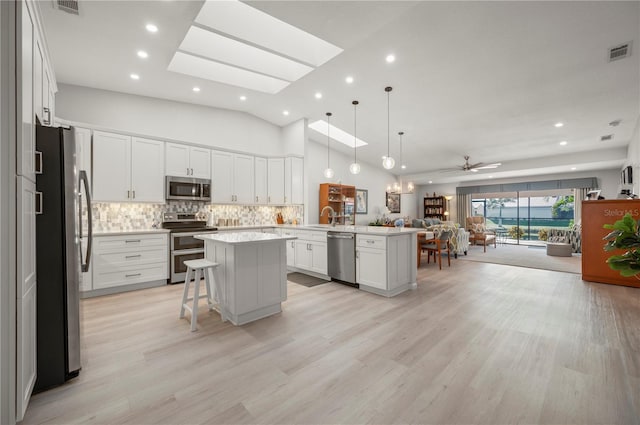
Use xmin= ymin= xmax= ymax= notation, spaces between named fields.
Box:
xmin=440 ymin=155 xmax=502 ymax=173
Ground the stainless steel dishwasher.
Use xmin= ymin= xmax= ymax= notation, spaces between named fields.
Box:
xmin=327 ymin=232 xmax=356 ymax=285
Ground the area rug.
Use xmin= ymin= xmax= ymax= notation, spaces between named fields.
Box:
xmin=287 ymin=272 xmax=330 ymax=287
xmin=457 ymin=243 xmax=581 ymax=274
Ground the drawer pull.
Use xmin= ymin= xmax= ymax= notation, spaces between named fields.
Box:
xmin=125 ymin=239 xmax=141 ymax=243
xmin=125 ymin=254 xmax=141 ymax=259
xmin=366 ymin=240 xmax=375 ymax=244
xmin=125 ymin=273 xmax=142 ymax=278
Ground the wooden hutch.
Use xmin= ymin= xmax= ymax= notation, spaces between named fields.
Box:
xmin=319 ymin=183 xmax=356 ymax=225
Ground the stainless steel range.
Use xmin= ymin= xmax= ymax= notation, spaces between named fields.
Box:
xmin=162 ymin=212 xmax=217 ymax=283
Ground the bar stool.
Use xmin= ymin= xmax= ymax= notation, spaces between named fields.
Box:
xmin=179 ymin=259 xmax=222 ymax=331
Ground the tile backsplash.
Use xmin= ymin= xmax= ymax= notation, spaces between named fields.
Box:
xmin=90 ymin=202 xmax=304 ymax=232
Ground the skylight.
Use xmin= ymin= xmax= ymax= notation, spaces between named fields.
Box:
xmin=178 ymin=26 xmax=314 ymax=82
xmin=194 ymin=0 xmax=343 ymax=67
xmin=168 ymin=52 xmax=290 ymax=94
xmin=308 ymin=120 xmax=368 ymax=148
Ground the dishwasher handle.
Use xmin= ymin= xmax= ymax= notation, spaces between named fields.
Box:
xmin=327 ymin=233 xmax=354 ymax=239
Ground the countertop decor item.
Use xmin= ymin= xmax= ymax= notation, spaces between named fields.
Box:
xmin=603 ymin=213 xmax=640 ymax=278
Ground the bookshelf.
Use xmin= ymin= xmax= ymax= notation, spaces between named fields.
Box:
xmin=319 ymin=183 xmax=356 ymax=225
xmin=424 ymin=196 xmax=446 ymax=220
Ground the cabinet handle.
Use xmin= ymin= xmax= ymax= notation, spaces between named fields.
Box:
xmin=125 ymin=254 xmax=141 ymax=259
xmin=284 ymin=196 xmax=287 ymax=203
xmin=125 ymin=273 xmax=141 ymax=278
xmin=366 ymin=240 xmax=375 ymax=244
xmin=132 ymin=190 xmax=136 ymax=199
xmin=127 ymin=190 xmax=130 ymax=199
xmin=35 ymin=151 xmax=43 ymax=174
xmin=356 ymin=250 xmax=359 ymax=259
xmin=256 ymin=196 xmax=258 ymax=203
xmin=43 ymin=107 xmax=51 ymax=125
xmin=35 ymin=192 xmax=43 ymax=215
xmin=190 ymin=168 xmax=194 ymax=175
xmin=125 ymin=239 xmax=141 ymax=243
xmin=268 ymin=196 xmax=271 ymax=203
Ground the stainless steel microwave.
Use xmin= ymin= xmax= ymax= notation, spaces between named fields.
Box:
xmin=165 ymin=176 xmax=211 ymax=201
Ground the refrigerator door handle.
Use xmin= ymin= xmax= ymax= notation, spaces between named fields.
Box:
xmin=80 ymin=170 xmax=92 ymax=273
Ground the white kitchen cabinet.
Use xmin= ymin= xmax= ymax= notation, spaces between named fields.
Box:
xmin=165 ymin=143 xmax=210 ymax=178
xmin=292 ymin=230 xmax=327 ymax=276
xmin=131 ymin=137 xmax=165 ymax=202
xmin=18 ymin=0 xmax=35 ymax=183
xmin=91 ymin=233 xmax=168 ymax=293
xmin=356 ymin=233 xmax=415 ymax=296
xmin=16 ymin=176 xmax=37 ymax=421
xmin=285 ymin=157 xmax=304 ymax=205
xmin=294 ymin=241 xmax=312 ymax=270
xmin=93 ymin=131 xmax=130 ymax=201
xmin=309 ymin=241 xmax=327 ymax=274
xmin=267 ymin=158 xmax=285 ymax=204
xmin=254 ymin=157 xmax=268 ymax=204
xmin=211 ymin=151 xmax=254 ymax=203
xmin=285 ymin=239 xmax=296 ymax=267
xmin=34 ymin=37 xmax=43 ymax=124
xmin=93 ymin=132 xmax=164 ymax=202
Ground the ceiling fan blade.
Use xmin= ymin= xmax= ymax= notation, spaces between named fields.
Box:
xmin=473 ymin=162 xmax=501 ymax=169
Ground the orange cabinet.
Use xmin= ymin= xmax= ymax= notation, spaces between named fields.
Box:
xmin=581 ymin=199 xmax=640 ymax=288
xmin=319 ymin=184 xmax=355 ymax=225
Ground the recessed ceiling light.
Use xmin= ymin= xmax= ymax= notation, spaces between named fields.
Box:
xmin=315 ymin=92 xmax=322 ymax=99
xmin=401 ymin=165 xmax=406 ymax=169
xmin=559 ymin=141 xmax=568 ymax=146
xmin=386 ymin=54 xmax=396 ymax=63
xmin=554 ymin=122 xmax=564 ymax=128
xmin=137 ymin=50 xmax=148 ymax=59
xmin=130 ymin=73 xmax=140 ymax=80
xmin=428 ymin=180 xmax=433 ymax=184
xmin=345 ymin=76 xmax=354 ymax=84
xmin=192 ymin=87 xmax=200 ymax=92
xmin=489 ymin=176 xmax=493 ymax=178
xmin=145 ymin=23 xmax=158 ymax=33
xmin=239 ymin=95 xmax=247 ymax=101
xmin=571 ymin=167 xmax=577 ymax=170
xmin=283 ymin=110 xmax=289 ymax=116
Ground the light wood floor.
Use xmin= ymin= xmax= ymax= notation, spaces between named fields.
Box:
xmin=23 ymin=261 xmax=640 ymax=424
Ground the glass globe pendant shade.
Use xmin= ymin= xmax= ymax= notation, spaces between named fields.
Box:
xmin=382 ymin=156 xmax=395 ymax=170
xmin=324 ymin=167 xmax=335 ymax=178
xmin=349 ymin=162 xmax=361 ymax=175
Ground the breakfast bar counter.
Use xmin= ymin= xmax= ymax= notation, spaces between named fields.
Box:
xmin=195 ymin=232 xmax=296 ymax=325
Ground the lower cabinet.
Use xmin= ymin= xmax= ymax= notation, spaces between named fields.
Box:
xmin=293 ymin=230 xmax=327 ymax=275
xmin=89 ymin=233 xmax=168 ymax=295
xmin=356 ymin=233 xmax=414 ymax=296
xmin=16 ymin=283 xmax=37 ymax=422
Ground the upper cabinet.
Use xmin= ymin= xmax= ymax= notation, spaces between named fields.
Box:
xmin=211 ymin=151 xmax=254 ymax=203
xmin=285 ymin=157 xmax=304 ymax=205
xmin=165 ymin=142 xmax=210 ymax=179
xmin=93 ymin=131 xmax=164 ymax=202
xmin=254 ymin=157 xmax=268 ymax=204
xmin=267 ymin=158 xmax=285 ymax=205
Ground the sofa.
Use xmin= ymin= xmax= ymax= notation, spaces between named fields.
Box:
xmin=547 ymin=224 xmax=581 ymax=253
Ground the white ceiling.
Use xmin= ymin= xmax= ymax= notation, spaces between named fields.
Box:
xmin=40 ymin=1 xmax=640 ymax=184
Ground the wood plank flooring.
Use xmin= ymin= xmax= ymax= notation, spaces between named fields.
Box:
xmin=23 ymin=261 xmax=640 ymax=424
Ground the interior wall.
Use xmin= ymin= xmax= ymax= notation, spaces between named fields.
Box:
xmin=281 ymin=119 xmax=306 ymax=157
xmin=304 ymin=139 xmax=398 ymax=225
xmin=627 ymin=116 xmax=640 ymax=195
xmin=55 ymin=83 xmax=284 ymax=156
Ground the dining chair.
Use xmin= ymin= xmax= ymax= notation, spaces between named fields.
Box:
xmin=421 ymin=230 xmax=452 ymax=270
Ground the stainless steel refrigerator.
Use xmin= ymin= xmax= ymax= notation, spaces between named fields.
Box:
xmin=34 ymin=124 xmax=92 ymax=392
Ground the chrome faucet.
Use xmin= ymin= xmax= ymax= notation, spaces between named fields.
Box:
xmin=320 ymin=205 xmax=336 ymax=227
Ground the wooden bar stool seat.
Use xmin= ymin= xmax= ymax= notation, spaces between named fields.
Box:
xmin=179 ymin=259 xmax=223 ymax=331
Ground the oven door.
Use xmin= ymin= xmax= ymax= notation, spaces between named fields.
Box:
xmin=171 ymin=249 xmax=205 ymax=284
xmin=172 ymin=232 xmax=205 ymax=251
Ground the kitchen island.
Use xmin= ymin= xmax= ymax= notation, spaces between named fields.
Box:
xmin=196 ymin=232 xmax=296 ymax=325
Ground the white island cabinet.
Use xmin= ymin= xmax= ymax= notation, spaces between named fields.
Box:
xmin=196 ymin=232 xmax=296 ymax=326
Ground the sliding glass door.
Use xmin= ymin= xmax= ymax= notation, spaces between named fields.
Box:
xmin=472 ymin=189 xmax=574 ymax=245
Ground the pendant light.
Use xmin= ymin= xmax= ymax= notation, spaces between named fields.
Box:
xmin=382 ymin=86 xmax=395 ymax=170
xmin=323 ymin=112 xmax=334 ymax=179
xmin=399 ymin=131 xmax=406 ymax=169
xmin=349 ymin=100 xmax=361 ymax=175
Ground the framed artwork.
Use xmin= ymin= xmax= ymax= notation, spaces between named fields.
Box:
xmin=356 ymin=189 xmax=368 ymax=214
xmin=386 ymin=192 xmax=401 ymax=213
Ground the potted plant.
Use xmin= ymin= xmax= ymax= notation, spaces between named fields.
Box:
xmin=538 ymin=228 xmax=549 ymax=241
xmin=603 ymin=213 xmax=640 ymax=278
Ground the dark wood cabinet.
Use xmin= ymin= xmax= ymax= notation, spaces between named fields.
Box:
xmin=424 ymin=196 xmax=446 ymax=220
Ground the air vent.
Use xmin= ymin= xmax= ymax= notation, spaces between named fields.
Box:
xmin=608 ymin=42 xmax=631 ymax=62
xmin=54 ymin=0 xmax=79 ymax=15
xmin=601 ymin=134 xmax=614 ymax=141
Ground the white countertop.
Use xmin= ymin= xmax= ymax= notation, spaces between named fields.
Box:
xmin=93 ymin=228 xmax=170 ymax=236
xmin=277 ymin=224 xmax=422 ymax=235
xmin=196 ymin=231 xmax=297 ymax=244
